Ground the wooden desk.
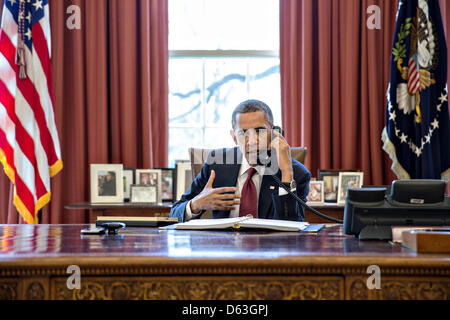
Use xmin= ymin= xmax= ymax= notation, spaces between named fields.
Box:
xmin=0 ymin=224 xmax=449 ymax=300
xmin=65 ymin=202 xmax=343 ymax=224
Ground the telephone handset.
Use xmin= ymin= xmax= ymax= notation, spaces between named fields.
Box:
xmin=256 ymin=126 xmax=284 ymax=166
xmin=272 ymin=125 xmax=284 ymax=138
xmin=258 ymin=125 xmax=343 ymax=223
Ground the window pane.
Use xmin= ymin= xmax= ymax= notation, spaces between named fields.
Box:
xmin=204 ymin=59 xmax=248 ymax=126
xmin=168 ymin=128 xmax=203 ymax=167
xmin=168 ymin=0 xmax=281 ymax=168
xmin=169 ymin=0 xmax=205 ymax=50
xmin=204 ymin=128 xmax=235 ymax=149
xmin=248 ymin=59 xmax=282 ymax=126
xmin=169 ymin=0 xmax=279 ymax=50
xmin=169 ymin=59 xmax=203 ymax=124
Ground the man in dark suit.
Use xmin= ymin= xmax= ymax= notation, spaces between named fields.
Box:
xmin=100 ymin=172 xmax=116 ymax=196
xmin=170 ymin=99 xmax=311 ymax=222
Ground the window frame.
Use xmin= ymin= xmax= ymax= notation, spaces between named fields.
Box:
xmin=169 ymin=50 xmax=280 ymax=149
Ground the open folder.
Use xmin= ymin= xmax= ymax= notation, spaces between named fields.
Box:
xmin=161 ymin=216 xmax=322 ymax=232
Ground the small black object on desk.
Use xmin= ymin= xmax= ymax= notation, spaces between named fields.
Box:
xmin=99 ymin=222 xmax=126 ymax=235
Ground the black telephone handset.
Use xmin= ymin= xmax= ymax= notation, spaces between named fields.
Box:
xmin=272 ymin=125 xmax=284 ymax=138
xmin=256 ymin=126 xmax=284 ymax=166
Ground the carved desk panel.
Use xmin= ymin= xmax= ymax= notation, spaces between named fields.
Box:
xmin=0 ymin=224 xmax=449 ymax=300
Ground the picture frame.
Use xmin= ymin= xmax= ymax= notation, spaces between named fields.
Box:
xmin=175 ymin=160 xmax=192 ymax=201
xmin=156 ymin=168 xmax=174 ymax=202
xmin=318 ymin=169 xmax=360 ymax=203
xmin=317 ymin=170 xmax=340 ymax=203
xmin=337 ymin=172 xmax=364 ymax=205
xmin=90 ymin=164 xmax=124 ymax=203
xmin=130 ymin=185 xmax=158 ymax=204
xmin=135 ymin=169 xmax=162 ymax=204
xmin=317 ymin=168 xmax=359 ymax=178
xmin=306 ymin=181 xmax=324 ymax=205
xmin=122 ymin=168 xmax=135 ymax=202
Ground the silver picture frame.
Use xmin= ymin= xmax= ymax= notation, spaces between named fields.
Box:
xmin=337 ymin=172 xmax=364 ymax=205
xmin=130 ymin=185 xmax=158 ymax=204
xmin=135 ymin=169 xmax=162 ymax=204
xmin=123 ymin=168 xmax=135 ymax=202
xmin=306 ymin=181 xmax=325 ymax=205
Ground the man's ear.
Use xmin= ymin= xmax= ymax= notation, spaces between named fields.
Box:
xmin=230 ymin=130 xmax=238 ymax=145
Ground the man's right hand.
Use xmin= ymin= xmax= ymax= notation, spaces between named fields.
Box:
xmin=190 ymin=170 xmax=241 ymax=214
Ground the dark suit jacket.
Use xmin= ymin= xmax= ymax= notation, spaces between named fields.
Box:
xmin=170 ymin=147 xmax=311 ymax=222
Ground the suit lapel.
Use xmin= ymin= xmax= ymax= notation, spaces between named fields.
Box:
xmin=224 ymin=147 xmax=241 ymax=188
xmin=212 ymin=147 xmax=241 ymax=218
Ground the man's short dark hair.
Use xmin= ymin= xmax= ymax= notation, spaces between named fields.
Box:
xmin=231 ymin=99 xmax=274 ymax=129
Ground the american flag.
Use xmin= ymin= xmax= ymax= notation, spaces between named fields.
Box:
xmin=0 ymin=0 xmax=62 ymax=224
xmin=382 ymin=0 xmax=449 ymax=182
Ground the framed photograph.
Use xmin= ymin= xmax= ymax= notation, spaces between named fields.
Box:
xmin=156 ymin=168 xmax=174 ymax=202
xmin=337 ymin=172 xmax=364 ymax=205
xmin=135 ymin=169 xmax=162 ymax=204
xmin=318 ymin=169 xmax=360 ymax=203
xmin=90 ymin=164 xmax=123 ymax=203
xmin=123 ymin=168 xmax=135 ymax=202
xmin=130 ymin=185 xmax=158 ymax=204
xmin=175 ymin=160 xmax=192 ymax=201
xmin=317 ymin=168 xmax=359 ymax=178
xmin=318 ymin=171 xmax=340 ymax=203
xmin=306 ymin=181 xmax=324 ymax=205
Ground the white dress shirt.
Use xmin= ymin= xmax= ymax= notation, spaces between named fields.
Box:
xmin=184 ymin=156 xmax=290 ymax=221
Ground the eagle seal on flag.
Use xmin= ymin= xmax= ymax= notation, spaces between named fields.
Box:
xmin=382 ymin=0 xmax=450 ymax=181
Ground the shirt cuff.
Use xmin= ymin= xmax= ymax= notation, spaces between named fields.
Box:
xmin=279 ymin=187 xmax=296 ymax=196
xmin=185 ymin=200 xmax=201 ymax=221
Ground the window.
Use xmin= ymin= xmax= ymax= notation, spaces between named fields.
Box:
xmin=168 ymin=0 xmax=281 ymax=167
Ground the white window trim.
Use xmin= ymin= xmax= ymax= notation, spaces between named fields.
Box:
xmin=169 ymin=50 xmax=279 ymax=58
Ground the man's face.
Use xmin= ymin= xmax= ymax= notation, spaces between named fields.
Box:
xmin=230 ymin=111 xmax=272 ymax=166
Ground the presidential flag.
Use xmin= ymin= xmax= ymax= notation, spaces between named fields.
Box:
xmin=0 ymin=0 xmax=62 ymax=224
xmin=382 ymin=0 xmax=450 ymax=181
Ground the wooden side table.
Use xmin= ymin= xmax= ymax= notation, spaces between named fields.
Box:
xmin=304 ymin=203 xmax=345 ymax=223
xmin=65 ymin=202 xmax=172 ymax=224
xmin=65 ymin=202 xmax=343 ymax=224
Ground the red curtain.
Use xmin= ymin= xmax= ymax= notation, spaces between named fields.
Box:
xmin=280 ymin=0 xmax=449 ymax=189
xmin=441 ymin=0 xmax=450 ymax=89
xmin=0 ymin=0 xmax=168 ymax=224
